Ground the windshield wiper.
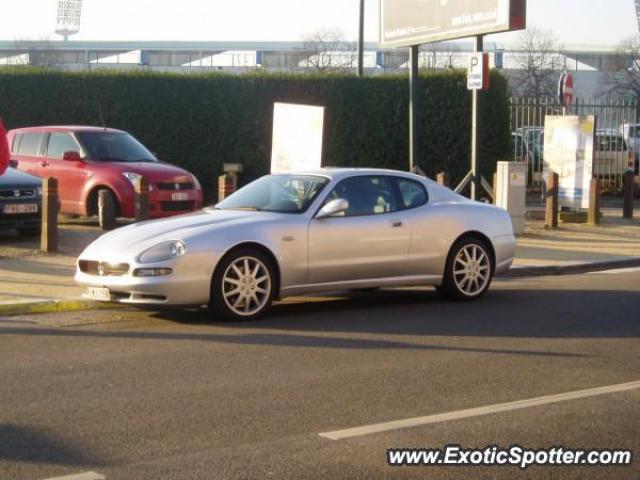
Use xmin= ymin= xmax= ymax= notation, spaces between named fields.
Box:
xmin=224 ymin=206 xmax=262 ymax=211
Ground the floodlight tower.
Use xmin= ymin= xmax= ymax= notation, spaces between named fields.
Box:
xmin=55 ymin=0 xmax=83 ymax=41
xmin=636 ymin=0 xmax=640 ymax=33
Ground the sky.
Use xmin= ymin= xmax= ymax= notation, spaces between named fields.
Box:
xmin=0 ymin=0 xmax=637 ymax=48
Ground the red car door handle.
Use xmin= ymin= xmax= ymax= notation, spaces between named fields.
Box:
xmin=392 ymin=221 xmax=403 ymax=228
xmin=40 ymin=160 xmax=49 ymax=167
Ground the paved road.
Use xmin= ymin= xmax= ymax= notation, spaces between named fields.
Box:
xmin=1 ymin=271 xmax=639 ymax=479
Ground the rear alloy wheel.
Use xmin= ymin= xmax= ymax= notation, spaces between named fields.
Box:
xmin=98 ymin=189 xmax=118 ymax=230
xmin=440 ymin=239 xmax=493 ymax=301
xmin=209 ymin=249 xmax=275 ymax=321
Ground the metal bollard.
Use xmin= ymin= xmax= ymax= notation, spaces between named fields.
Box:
xmin=493 ymin=172 xmax=498 ymax=205
xmin=41 ymin=177 xmax=58 ymax=253
xmin=588 ymin=178 xmax=601 ymax=225
xmin=436 ymin=172 xmax=449 ymax=188
xmin=135 ymin=176 xmax=150 ymax=222
xmin=623 ymin=171 xmax=634 ymax=219
xmin=544 ymin=172 xmax=559 ymax=229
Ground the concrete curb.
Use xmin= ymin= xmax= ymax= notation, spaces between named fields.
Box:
xmin=502 ymin=257 xmax=640 ymax=278
xmin=0 ymin=298 xmax=117 ymax=317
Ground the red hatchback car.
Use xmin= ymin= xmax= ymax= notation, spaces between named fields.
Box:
xmin=7 ymin=126 xmax=203 ymax=228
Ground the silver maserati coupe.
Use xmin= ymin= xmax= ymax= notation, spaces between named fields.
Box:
xmin=75 ymin=168 xmax=516 ymax=320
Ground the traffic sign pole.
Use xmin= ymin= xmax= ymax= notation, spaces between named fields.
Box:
xmin=471 ymin=35 xmax=483 ymax=201
xmin=409 ymin=45 xmax=419 ymax=172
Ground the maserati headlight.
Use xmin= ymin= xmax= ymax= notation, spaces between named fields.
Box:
xmin=138 ymin=241 xmax=186 ymax=264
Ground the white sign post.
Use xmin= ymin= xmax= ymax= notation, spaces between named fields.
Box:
xmin=271 ymin=103 xmax=325 ymax=174
xmin=543 ymin=115 xmax=596 ymax=210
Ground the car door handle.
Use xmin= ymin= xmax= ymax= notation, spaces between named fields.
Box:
xmin=391 ymin=221 xmax=403 ymax=228
xmin=40 ymin=160 xmax=49 ymax=167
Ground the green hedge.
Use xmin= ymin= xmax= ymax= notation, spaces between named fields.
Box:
xmin=0 ymin=68 xmax=511 ymax=200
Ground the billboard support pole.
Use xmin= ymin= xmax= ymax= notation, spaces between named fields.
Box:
xmin=409 ymin=44 xmax=419 ymax=172
xmin=471 ymin=35 xmax=483 ymax=200
xmin=357 ymin=0 xmax=365 ymax=77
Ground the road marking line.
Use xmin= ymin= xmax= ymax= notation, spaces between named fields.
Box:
xmin=319 ymin=381 xmax=640 ymax=441
xmin=593 ymin=267 xmax=640 ymax=274
xmin=43 ymin=472 xmax=105 ymax=480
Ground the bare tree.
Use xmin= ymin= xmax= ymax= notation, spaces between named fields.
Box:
xmin=420 ymin=42 xmax=460 ymax=70
xmin=301 ymin=29 xmax=357 ymax=73
xmin=513 ymin=27 xmax=564 ymax=97
xmin=13 ymin=37 xmax=63 ymax=67
xmin=603 ymin=35 xmax=640 ymax=98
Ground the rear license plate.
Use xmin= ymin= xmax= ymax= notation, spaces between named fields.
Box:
xmin=83 ymin=287 xmax=111 ymax=302
xmin=171 ymin=192 xmax=189 ymax=201
xmin=3 ymin=204 xmax=38 ymax=214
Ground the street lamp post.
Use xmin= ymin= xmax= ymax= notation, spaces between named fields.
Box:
xmin=357 ymin=0 xmax=365 ymax=77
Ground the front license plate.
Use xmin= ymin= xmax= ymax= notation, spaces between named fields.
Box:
xmin=171 ymin=192 xmax=189 ymax=201
xmin=3 ymin=204 xmax=38 ymax=214
xmin=84 ymin=287 xmax=111 ymax=302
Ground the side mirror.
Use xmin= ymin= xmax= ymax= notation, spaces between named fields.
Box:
xmin=316 ymin=198 xmax=349 ymax=219
xmin=62 ymin=151 xmax=82 ymax=162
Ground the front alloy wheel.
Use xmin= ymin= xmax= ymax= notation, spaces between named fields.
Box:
xmin=210 ymin=249 xmax=275 ymax=320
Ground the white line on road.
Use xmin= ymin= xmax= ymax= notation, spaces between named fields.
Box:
xmin=593 ymin=267 xmax=640 ymax=274
xmin=43 ymin=472 xmax=105 ymax=480
xmin=319 ymin=381 xmax=640 ymax=441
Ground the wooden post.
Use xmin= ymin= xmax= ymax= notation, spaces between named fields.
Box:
xmin=218 ymin=174 xmax=237 ymax=201
xmin=623 ymin=171 xmax=634 ymax=219
xmin=135 ymin=176 xmax=150 ymax=222
xmin=588 ymin=178 xmax=601 ymax=225
xmin=544 ymin=172 xmax=559 ymax=229
xmin=436 ymin=172 xmax=449 ymax=188
xmin=41 ymin=177 xmax=58 ymax=253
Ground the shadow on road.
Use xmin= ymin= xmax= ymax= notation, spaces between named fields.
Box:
xmin=0 ymin=423 xmax=105 ymax=467
xmin=0 ymin=324 xmax=583 ymax=358
xmin=150 ymin=286 xmax=640 ymax=339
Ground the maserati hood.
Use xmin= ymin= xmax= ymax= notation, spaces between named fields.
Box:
xmin=81 ymin=208 xmax=284 ymax=256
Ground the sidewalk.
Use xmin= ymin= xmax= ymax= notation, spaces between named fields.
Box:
xmin=1 ymin=211 xmax=639 ymax=315
xmin=0 ymin=223 xmax=104 ymax=314
xmin=516 ymin=207 xmax=640 ymax=267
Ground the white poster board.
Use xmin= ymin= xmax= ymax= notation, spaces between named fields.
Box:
xmin=271 ymin=103 xmax=325 ymax=174
xmin=543 ymin=115 xmax=596 ymax=210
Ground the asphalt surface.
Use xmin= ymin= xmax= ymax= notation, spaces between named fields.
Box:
xmin=0 ymin=270 xmax=639 ymax=480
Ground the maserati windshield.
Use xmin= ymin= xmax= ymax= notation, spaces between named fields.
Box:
xmin=216 ymin=175 xmax=329 ymax=213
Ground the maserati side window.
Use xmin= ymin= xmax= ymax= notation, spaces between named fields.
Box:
xmin=324 ymin=176 xmax=398 ymax=217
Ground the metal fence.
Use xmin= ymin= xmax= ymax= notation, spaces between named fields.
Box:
xmin=510 ymin=97 xmax=639 ymax=190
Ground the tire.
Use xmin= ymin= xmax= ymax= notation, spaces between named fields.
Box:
xmin=209 ymin=248 xmax=276 ymax=321
xmin=98 ymin=189 xmax=117 ymax=231
xmin=17 ymin=226 xmax=41 ymax=237
xmin=440 ymin=237 xmax=494 ymax=301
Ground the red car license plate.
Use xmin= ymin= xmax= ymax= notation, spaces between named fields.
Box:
xmin=171 ymin=192 xmax=189 ymax=201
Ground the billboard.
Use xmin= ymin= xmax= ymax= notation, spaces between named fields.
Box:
xmin=380 ymin=0 xmax=526 ymax=48
xmin=271 ymin=103 xmax=325 ymax=174
xmin=543 ymin=115 xmax=596 ymax=210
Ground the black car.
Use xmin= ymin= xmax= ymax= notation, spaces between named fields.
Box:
xmin=0 ymin=167 xmax=42 ymax=235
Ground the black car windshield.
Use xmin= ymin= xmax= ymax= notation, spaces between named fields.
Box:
xmin=217 ymin=175 xmax=330 ymax=214
xmin=76 ymin=132 xmax=157 ymax=163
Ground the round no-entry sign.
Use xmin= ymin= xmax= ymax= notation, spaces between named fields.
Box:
xmin=558 ymin=72 xmax=574 ymax=107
